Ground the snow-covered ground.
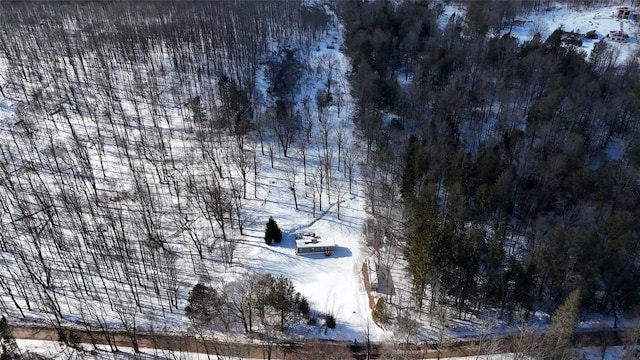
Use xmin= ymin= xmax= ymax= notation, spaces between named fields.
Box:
xmin=237 ymin=193 xmax=378 ymax=341
xmin=16 ymin=340 xmax=215 ymax=360
xmin=233 ymin=5 xmax=386 ymax=342
xmin=2 ymin=2 xmax=640 ymax=359
xmin=504 ymin=3 xmax=640 ymax=64
xmin=0 ymin=0 xmax=387 ymax=345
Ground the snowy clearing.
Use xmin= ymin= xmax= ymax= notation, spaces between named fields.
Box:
xmin=503 ymin=3 xmax=640 ymax=64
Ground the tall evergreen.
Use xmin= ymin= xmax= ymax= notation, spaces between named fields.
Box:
xmin=264 ymin=217 xmax=283 ymax=245
xmin=404 ymin=189 xmax=438 ymax=305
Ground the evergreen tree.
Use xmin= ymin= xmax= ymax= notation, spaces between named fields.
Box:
xmin=264 ymin=217 xmax=283 ymax=245
xmin=297 ymin=296 xmax=310 ymax=319
xmin=185 ymin=283 xmax=224 ymax=328
xmin=400 ymin=135 xmax=423 ymax=200
xmin=545 ymin=289 xmax=581 ymax=360
xmin=404 ymin=189 xmax=439 ymax=305
xmin=0 ymin=316 xmax=20 ymax=360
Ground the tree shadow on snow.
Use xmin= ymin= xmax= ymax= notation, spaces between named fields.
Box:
xmin=240 ymin=231 xmax=352 ymax=260
xmin=275 ymin=231 xmax=297 ymax=249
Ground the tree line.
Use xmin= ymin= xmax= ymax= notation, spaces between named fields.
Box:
xmin=185 ymin=273 xmax=322 ymax=359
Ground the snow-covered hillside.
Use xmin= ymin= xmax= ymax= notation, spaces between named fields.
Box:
xmin=234 ymin=5 xmax=386 ymax=342
xmin=0 ymin=0 xmax=387 ymax=346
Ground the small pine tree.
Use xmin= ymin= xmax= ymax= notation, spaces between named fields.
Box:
xmin=265 ymin=217 xmax=283 ymax=245
xmin=0 ymin=316 xmax=20 ymax=360
xmin=298 ymin=296 xmax=310 ymax=318
xmin=325 ymin=314 xmax=336 ymax=329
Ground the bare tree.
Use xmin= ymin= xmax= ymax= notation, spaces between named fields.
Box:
xmin=270 ymin=100 xmax=300 ymax=158
xmin=286 ymin=164 xmax=300 ymax=210
xmin=115 ymin=301 xmax=140 ymax=353
xmin=343 ymin=144 xmax=356 ymax=194
xmin=621 ymin=316 xmax=640 ymax=359
xmin=232 ymin=134 xmax=252 ymax=200
xmin=509 ymin=323 xmax=545 ymax=360
xmin=268 ymin=141 xmax=275 ymax=169
xmin=334 ymin=180 xmax=347 ymax=220
xmin=252 ymin=142 xmax=261 ymax=198
xmin=225 ymin=277 xmax=256 ymax=334
xmin=301 ymin=95 xmax=314 ymax=142
xmin=335 ymin=121 xmax=347 ymax=172
xmin=296 ymin=137 xmax=309 ymax=185
xmin=316 ymin=52 xmax=340 ymax=103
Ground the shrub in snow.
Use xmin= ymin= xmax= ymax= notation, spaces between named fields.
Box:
xmin=325 ymin=314 xmax=336 ymax=329
xmin=372 ymin=297 xmax=389 ymax=325
xmin=298 ymin=296 xmax=310 ymax=318
xmin=264 ymin=216 xmax=283 ymax=245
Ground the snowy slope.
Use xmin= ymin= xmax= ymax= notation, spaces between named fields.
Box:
xmin=0 ymin=1 xmax=387 ymax=345
xmin=233 ymin=5 xmax=386 ymax=342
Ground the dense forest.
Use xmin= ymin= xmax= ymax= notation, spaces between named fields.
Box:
xmin=338 ymin=0 xmax=640 ymax=322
